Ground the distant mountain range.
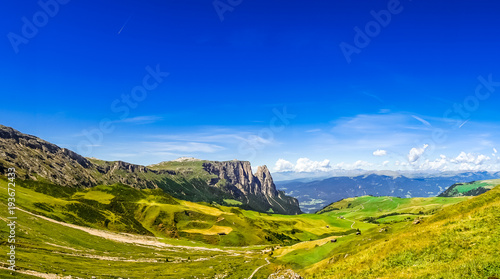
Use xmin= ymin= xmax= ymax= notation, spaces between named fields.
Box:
xmin=276 ymin=172 xmax=500 ymax=213
xmin=0 ymin=125 xmax=300 ymax=215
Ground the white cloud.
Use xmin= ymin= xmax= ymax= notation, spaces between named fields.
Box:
xmin=419 ymin=155 xmax=448 ymax=171
xmin=413 ymin=152 xmax=494 ymax=171
xmin=273 ymin=158 xmax=331 ymax=172
xmin=451 ymin=152 xmax=490 ymax=165
xmin=295 ymin=158 xmax=331 ymax=172
xmin=408 ymin=144 xmax=428 ymax=163
xmin=373 ymin=149 xmax=387 ymax=156
xmin=382 ymin=160 xmax=390 ymax=166
xmin=274 ymin=159 xmax=295 ymax=172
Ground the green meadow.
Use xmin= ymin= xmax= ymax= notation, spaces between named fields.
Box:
xmin=0 ymin=176 xmax=498 ymax=278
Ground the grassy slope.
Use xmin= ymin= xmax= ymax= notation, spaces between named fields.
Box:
xmin=1 ymin=175 xmax=497 ymax=278
xmin=0 ymin=177 xmax=354 ymax=248
xmin=0 ymin=201 xmax=270 ymax=279
xmin=303 ymin=185 xmax=500 ymax=278
xmin=439 ymin=179 xmax=500 ymax=197
xmin=270 ymin=195 xmax=470 ymax=271
xmin=318 ymin=195 xmax=470 ymax=225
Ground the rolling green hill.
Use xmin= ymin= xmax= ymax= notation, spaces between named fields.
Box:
xmin=438 ymin=179 xmax=500 ymax=197
xmin=0 ymin=125 xmax=301 ymax=215
xmin=268 ymin=194 xmax=471 ymax=271
xmin=0 ymin=173 xmax=498 ymax=278
xmin=0 ymin=177 xmax=351 ymax=248
xmin=317 ymin=195 xmax=470 ymax=225
xmin=298 ymin=184 xmax=500 ymax=278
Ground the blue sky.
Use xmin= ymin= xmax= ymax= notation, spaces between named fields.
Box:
xmin=2 ymin=0 xmax=500 ymax=173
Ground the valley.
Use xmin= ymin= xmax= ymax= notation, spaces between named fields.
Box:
xmin=0 ymin=126 xmax=499 ymax=278
xmin=1 ymin=174 xmax=499 ymax=278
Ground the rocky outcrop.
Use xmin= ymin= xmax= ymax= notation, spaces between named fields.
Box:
xmin=203 ymin=161 xmax=301 ymax=214
xmin=203 ymin=161 xmax=278 ymax=197
xmin=0 ymin=125 xmax=161 ymax=188
xmin=0 ymin=125 xmax=301 ymax=214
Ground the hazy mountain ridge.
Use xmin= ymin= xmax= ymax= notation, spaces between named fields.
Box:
xmin=0 ymin=125 xmax=300 ymax=214
xmin=277 ymin=172 xmax=500 ymax=213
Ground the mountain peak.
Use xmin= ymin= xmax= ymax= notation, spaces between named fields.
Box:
xmin=0 ymin=125 xmax=301 ymax=214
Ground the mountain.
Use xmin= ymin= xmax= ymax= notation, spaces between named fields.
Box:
xmin=276 ymin=172 xmax=500 ymax=213
xmin=0 ymin=125 xmax=300 ymax=214
xmin=438 ymin=179 xmax=500 ymax=197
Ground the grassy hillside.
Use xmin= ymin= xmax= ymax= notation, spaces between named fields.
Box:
xmin=301 ymin=185 xmax=500 ymax=278
xmin=317 ymin=195 xmax=470 ymax=225
xmin=1 ymin=176 xmax=497 ymax=278
xmin=0 ymin=198 xmax=271 ymax=278
xmin=0 ymin=177 xmax=353 ymax=247
xmin=269 ymin=195 xmax=470 ymax=271
xmin=438 ymin=179 xmax=500 ymax=197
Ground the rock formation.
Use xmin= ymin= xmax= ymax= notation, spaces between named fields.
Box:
xmin=0 ymin=125 xmax=301 ymax=214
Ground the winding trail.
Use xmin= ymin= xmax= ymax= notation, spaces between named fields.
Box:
xmin=17 ymin=208 xmax=240 ymax=254
xmin=247 ymin=258 xmax=270 ymax=279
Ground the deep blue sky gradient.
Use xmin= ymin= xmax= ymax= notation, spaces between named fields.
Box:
xmin=2 ymin=0 xmax=500 ymax=172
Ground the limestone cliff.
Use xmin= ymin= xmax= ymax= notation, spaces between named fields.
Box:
xmin=203 ymin=161 xmax=301 ymax=214
xmin=0 ymin=125 xmax=301 ymax=214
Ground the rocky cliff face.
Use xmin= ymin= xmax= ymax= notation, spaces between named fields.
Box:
xmin=203 ymin=161 xmax=277 ymax=197
xmin=0 ymin=125 xmax=170 ymax=188
xmin=203 ymin=161 xmax=301 ymax=214
xmin=0 ymin=125 xmax=301 ymax=214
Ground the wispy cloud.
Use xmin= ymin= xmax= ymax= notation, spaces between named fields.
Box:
xmin=411 ymin=115 xmax=432 ymax=127
xmin=115 ymin=115 xmax=163 ymax=124
xmin=145 ymin=141 xmax=225 ymax=153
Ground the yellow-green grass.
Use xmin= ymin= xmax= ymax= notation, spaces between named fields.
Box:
xmin=0 ymin=177 xmax=354 ymax=248
xmin=0 ymin=202 xmax=269 ymax=278
xmin=183 ymin=225 xmax=233 ymax=235
xmin=273 ymin=235 xmax=342 ymax=258
xmin=223 ymin=199 xmax=243 ymax=205
xmin=304 ymin=185 xmax=500 ymax=278
xmin=72 ymin=189 xmax=115 ymax=204
xmin=319 ymin=195 xmax=470 ymax=224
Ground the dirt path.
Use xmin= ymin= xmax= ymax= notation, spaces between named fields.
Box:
xmin=247 ymin=258 xmax=270 ymax=279
xmin=18 ymin=208 xmax=239 ymax=253
xmin=0 ymin=266 xmax=72 ymax=279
